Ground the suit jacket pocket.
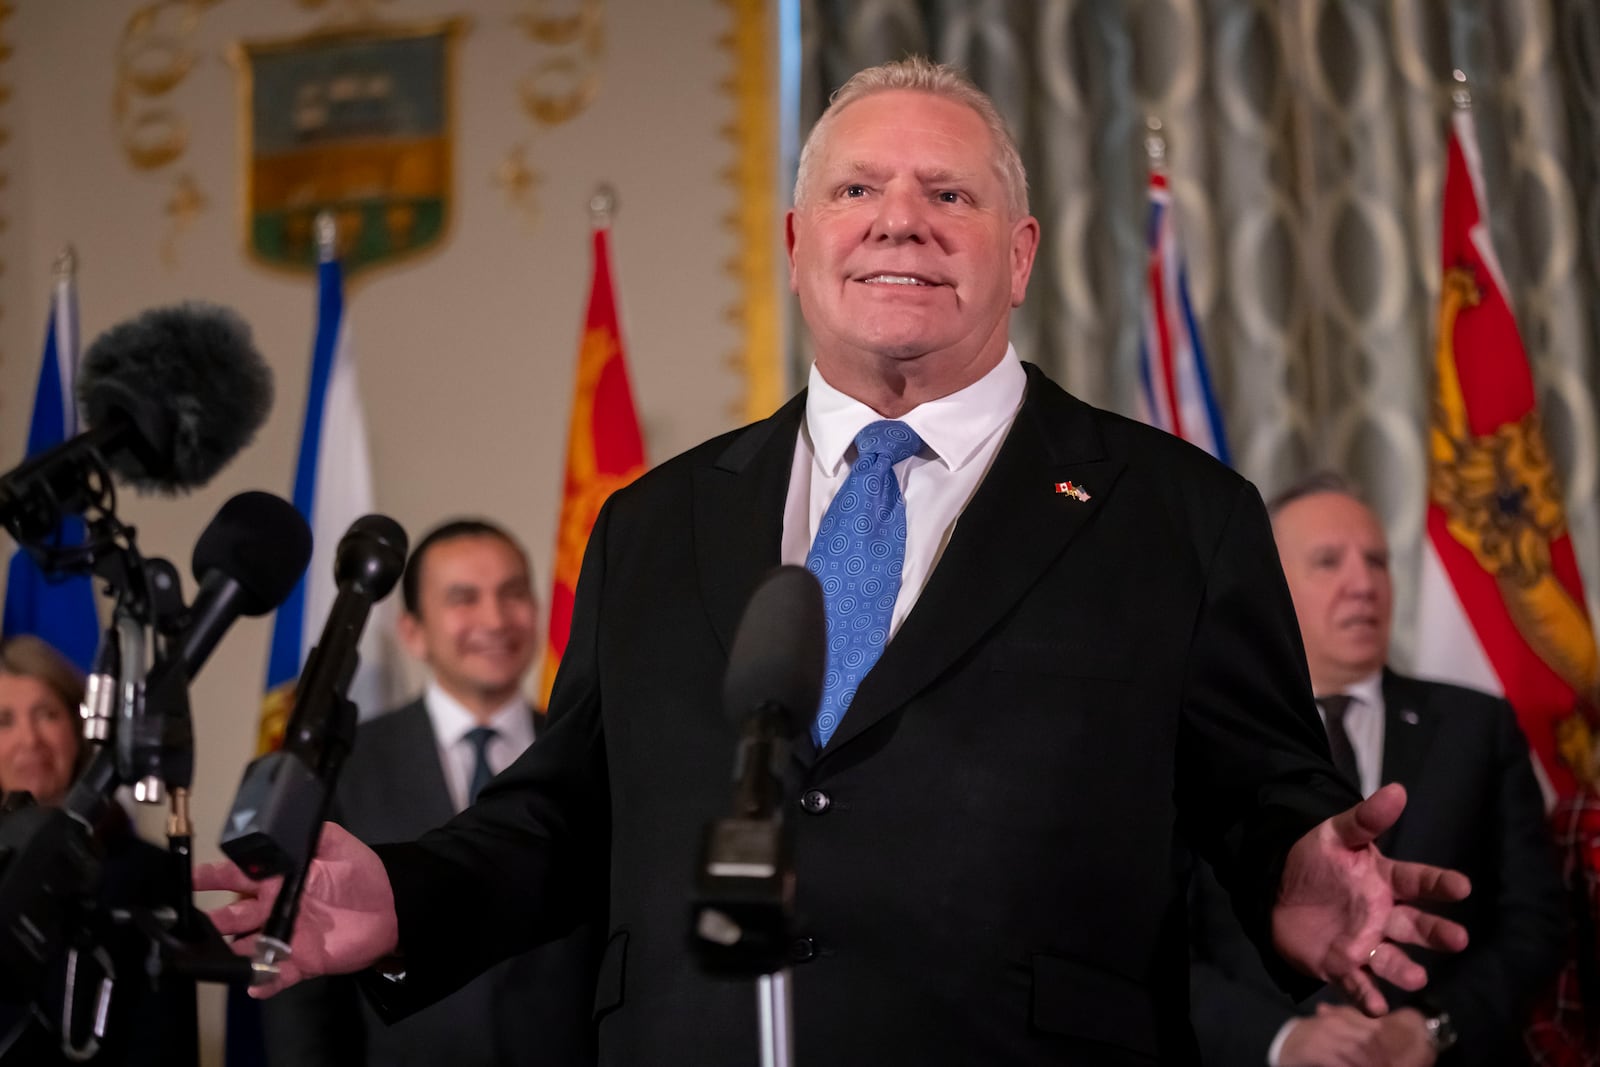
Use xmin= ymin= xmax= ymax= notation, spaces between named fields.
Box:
xmin=1030 ymin=952 xmax=1159 ymax=1057
xmin=592 ymin=928 xmax=628 ymax=1022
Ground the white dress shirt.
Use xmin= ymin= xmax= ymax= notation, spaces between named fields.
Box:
xmin=423 ymin=681 xmax=537 ymax=813
xmin=780 ymin=345 xmax=1027 ymax=635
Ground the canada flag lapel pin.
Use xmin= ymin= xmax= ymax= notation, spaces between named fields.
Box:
xmin=1054 ymin=480 xmax=1091 ymax=502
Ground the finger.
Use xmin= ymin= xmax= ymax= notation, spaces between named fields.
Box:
xmin=1384 ymin=904 xmax=1470 ymax=954
xmin=1382 ymin=858 xmax=1471 ymax=904
xmin=1366 ymin=941 xmax=1427 ymax=992
xmin=1336 ymin=962 xmax=1391 ymax=1017
xmin=208 ymin=896 xmax=271 ymax=937
xmin=1330 ymin=782 xmax=1407 ymax=849
xmin=193 ymin=859 xmax=259 ymax=894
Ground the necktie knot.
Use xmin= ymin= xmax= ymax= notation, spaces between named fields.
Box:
xmin=852 ymin=420 xmax=923 ymax=467
xmin=1316 ymin=694 xmax=1353 ymax=725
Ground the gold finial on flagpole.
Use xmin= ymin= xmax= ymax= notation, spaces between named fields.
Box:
xmin=1144 ymin=116 xmax=1167 ymax=169
xmin=53 ymin=243 xmax=76 ymax=280
xmin=315 ymin=210 xmax=338 ymax=264
xmin=589 ymin=183 xmax=618 ymax=229
xmin=1451 ymin=68 xmax=1473 ymax=112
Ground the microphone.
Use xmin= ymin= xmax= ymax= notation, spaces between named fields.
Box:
xmin=64 ymin=491 xmax=311 ymax=817
xmin=219 ymin=515 xmax=408 ymax=881
xmin=722 ymin=566 xmax=824 ymax=818
xmin=692 ymin=565 xmax=824 ymax=978
xmin=180 ymin=491 xmax=313 ymax=676
xmin=0 ymin=303 xmax=272 ymax=545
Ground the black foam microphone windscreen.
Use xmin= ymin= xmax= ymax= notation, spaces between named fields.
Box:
xmin=721 ymin=565 xmax=825 ymax=739
xmin=78 ymin=302 xmax=273 ymax=493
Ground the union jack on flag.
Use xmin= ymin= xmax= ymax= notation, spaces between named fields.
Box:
xmin=1136 ymin=170 xmax=1231 ymax=465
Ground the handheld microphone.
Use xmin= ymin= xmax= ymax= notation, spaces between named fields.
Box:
xmin=0 ymin=303 xmax=272 ymax=545
xmin=219 ymin=515 xmax=408 ymax=881
xmin=692 ymin=565 xmax=824 ymax=978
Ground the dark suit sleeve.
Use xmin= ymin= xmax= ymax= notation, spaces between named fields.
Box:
xmin=1189 ymin=860 xmax=1304 ymax=1066
xmin=1175 ymin=481 xmax=1361 ymax=993
xmin=1429 ymin=701 xmax=1566 ymax=1064
xmin=262 ymin=975 xmax=364 ymax=1067
xmin=364 ymin=500 xmax=615 ymax=1019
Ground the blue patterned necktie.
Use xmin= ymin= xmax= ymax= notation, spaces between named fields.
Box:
xmin=464 ymin=725 xmax=498 ymax=805
xmin=806 ymin=419 xmax=924 ymax=747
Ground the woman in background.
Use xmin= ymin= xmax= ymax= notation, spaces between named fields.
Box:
xmin=0 ymin=634 xmax=197 ymax=1066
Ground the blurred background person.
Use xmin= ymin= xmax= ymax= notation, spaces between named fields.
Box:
xmin=0 ymin=634 xmax=199 ymax=1066
xmin=262 ymin=519 xmax=598 ymax=1067
xmin=1189 ymin=473 xmax=1567 ymax=1067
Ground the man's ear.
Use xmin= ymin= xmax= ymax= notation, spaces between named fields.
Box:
xmin=397 ymin=611 xmax=427 ymax=662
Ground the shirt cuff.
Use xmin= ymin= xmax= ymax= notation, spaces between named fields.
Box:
xmin=1265 ymin=1017 xmax=1299 ymax=1067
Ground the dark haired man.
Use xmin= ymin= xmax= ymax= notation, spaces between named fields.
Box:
xmin=262 ymin=519 xmax=597 ymax=1067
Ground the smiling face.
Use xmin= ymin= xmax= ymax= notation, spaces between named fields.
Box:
xmin=1273 ymin=491 xmax=1394 ymax=693
xmin=0 ymin=672 xmax=81 ymax=806
xmin=786 ymin=89 xmax=1039 ymax=415
xmin=398 ymin=533 xmax=539 ymax=720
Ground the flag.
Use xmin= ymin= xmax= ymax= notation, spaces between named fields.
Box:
xmin=2 ymin=252 xmax=99 ymax=670
xmin=1413 ymin=106 xmax=1599 ymax=801
xmin=539 ymin=224 xmax=646 ymax=704
xmin=228 ymin=231 xmax=397 ymax=1067
xmin=1136 ymin=169 xmax=1231 ymax=465
xmin=257 ymin=241 xmax=396 ymax=756
xmin=1414 ymin=103 xmax=1600 ymax=1064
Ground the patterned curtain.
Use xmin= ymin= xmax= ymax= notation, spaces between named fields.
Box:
xmin=796 ymin=0 xmax=1600 ymax=663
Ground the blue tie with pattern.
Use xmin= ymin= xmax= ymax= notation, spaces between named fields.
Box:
xmin=806 ymin=419 xmax=924 ymax=748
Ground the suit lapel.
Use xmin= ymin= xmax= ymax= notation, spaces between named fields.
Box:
xmin=396 ymin=701 xmax=457 ymax=824
xmin=1377 ymin=670 xmax=1438 ymax=853
xmin=821 ymin=366 xmax=1125 ymax=757
xmin=692 ymin=394 xmax=804 ymax=657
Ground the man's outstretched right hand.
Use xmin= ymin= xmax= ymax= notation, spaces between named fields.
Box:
xmin=194 ymin=821 xmax=400 ymax=997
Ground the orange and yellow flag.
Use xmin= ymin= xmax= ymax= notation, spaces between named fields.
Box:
xmin=540 ymin=226 xmax=646 ymax=705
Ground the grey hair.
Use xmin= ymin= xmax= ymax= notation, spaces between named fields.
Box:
xmin=793 ymin=56 xmax=1030 ymax=219
xmin=1266 ymin=471 xmax=1365 ymax=518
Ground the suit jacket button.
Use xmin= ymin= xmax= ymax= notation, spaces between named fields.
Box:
xmin=789 ymin=937 xmax=817 ymax=963
xmin=800 ymin=789 xmax=830 ymax=815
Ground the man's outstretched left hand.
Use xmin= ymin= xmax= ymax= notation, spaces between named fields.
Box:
xmin=1272 ymin=782 xmax=1472 ymax=1015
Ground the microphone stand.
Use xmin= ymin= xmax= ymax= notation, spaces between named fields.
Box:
xmin=691 ymin=708 xmax=796 ymax=1067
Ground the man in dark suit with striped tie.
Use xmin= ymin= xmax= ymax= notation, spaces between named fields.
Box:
xmin=262 ymin=520 xmax=598 ymax=1067
xmin=1189 ymin=474 xmax=1566 ymax=1067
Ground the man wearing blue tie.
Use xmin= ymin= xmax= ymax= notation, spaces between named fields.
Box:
xmin=205 ymin=58 xmax=1473 ymax=1066
xmin=261 ymin=520 xmax=598 ymax=1067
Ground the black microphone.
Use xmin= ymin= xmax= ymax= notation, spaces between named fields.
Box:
xmin=66 ymin=491 xmax=311 ymax=819
xmin=0 ymin=303 xmax=272 ymax=545
xmin=692 ymin=565 xmax=824 ymax=978
xmin=181 ymin=491 xmax=313 ymax=676
xmin=219 ymin=515 xmax=408 ymax=881
xmin=722 ymin=566 xmax=824 ymax=818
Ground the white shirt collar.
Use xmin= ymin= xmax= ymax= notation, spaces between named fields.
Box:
xmin=424 ymin=680 xmax=535 ymax=751
xmin=804 ymin=344 xmax=1025 ymax=476
xmin=1321 ymin=670 xmax=1383 ymax=710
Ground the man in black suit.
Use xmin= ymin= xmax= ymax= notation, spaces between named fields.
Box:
xmin=261 ymin=520 xmax=597 ymax=1066
xmin=203 ymin=59 xmax=1472 ymax=1066
xmin=1189 ymin=475 xmax=1566 ymax=1067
